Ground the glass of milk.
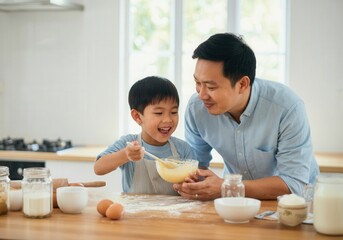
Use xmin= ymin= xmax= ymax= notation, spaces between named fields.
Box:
xmin=313 ymin=173 xmax=343 ymax=235
xmin=22 ymin=168 xmax=53 ymax=218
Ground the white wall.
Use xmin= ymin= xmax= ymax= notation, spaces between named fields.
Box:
xmin=289 ymin=0 xmax=343 ymax=152
xmin=0 ymin=12 xmax=5 ymax=133
xmin=0 ymin=0 xmax=342 ymax=153
xmin=0 ymin=0 xmax=120 ymax=145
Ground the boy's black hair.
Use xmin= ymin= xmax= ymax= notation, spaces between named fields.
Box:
xmin=128 ymin=76 xmax=179 ymax=114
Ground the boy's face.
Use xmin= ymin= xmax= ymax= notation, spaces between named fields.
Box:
xmin=135 ymin=99 xmax=179 ymax=146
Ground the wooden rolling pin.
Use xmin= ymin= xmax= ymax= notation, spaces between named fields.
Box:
xmin=10 ymin=178 xmax=106 ymax=190
xmin=52 ymin=178 xmax=106 ymax=191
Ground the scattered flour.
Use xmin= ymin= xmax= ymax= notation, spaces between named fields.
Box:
xmin=87 ymin=190 xmax=210 ymax=218
xmin=118 ymin=195 xmax=206 ymax=215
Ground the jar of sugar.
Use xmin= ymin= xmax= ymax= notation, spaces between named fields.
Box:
xmin=0 ymin=166 xmax=10 ymax=215
xmin=313 ymin=173 xmax=343 ymax=235
xmin=22 ymin=167 xmax=53 ymax=218
xmin=277 ymin=193 xmax=307 ymax=227
xmin=221 ymin=174 xmax=245 ymax=198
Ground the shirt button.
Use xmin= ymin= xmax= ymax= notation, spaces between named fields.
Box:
xmin=238 ymin=153 xmax=243 ymax=157
xmin=237 ymin=130 xmax=240 ymax=134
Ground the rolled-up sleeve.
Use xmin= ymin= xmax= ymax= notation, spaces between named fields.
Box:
xmin=276 ymin=101 xmax=318 ymax=195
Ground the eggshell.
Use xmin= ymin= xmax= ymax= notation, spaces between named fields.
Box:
xmin=97 ymin=199 xmax=114 ymax=217
xmin=105 ymin=202 xmax=124 ymax=220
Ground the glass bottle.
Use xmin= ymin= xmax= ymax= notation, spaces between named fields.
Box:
xmin=22 ymin=167 xmax=53 ymax=218
xmin=0 ymin=166 xmax=10 ymax=215
xmin=313 ymin=173 xmax=343 ymax=235
xmin=221 ymin=174 xmax=245 ymax=198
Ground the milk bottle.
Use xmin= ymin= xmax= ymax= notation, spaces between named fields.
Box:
xmin=22 ymin=167 xmax=52 ymax=218
xmin=313 ymin=173 xmax=343 ymax=235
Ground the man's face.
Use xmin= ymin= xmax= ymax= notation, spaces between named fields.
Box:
xmin=193 ymin=59 xmax=247 ymax=116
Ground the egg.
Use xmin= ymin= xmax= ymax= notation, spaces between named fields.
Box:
xmin=97 ymin=199 xmax=114 ymax=216
xmin=105 ymin=202 xmax=124 ymax=220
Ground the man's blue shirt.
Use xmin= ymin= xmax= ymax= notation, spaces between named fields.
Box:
xmin=185 ymin=78 xmax=319 ymax=195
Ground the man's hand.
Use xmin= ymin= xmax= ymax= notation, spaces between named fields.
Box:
xmin=173 ymin=169 xmax=223 ymax=201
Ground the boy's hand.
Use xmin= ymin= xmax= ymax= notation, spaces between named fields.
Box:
xmin=184 ymin=170 xmax=199 ymax=183
xmin=126 ymin=141 xmax=144 ymax=162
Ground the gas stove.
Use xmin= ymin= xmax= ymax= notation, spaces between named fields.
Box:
xmin=0 ymin=137 xmax=73 ymax=152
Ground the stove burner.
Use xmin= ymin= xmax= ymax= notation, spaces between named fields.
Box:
xmin=0 ymin=137 xmax=73 ymax=152
xmin=42 ymin=138 xmax=72 ymax=152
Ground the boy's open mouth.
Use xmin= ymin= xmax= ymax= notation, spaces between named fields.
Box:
xmin=158 ymin=127 xmax=172 ymax=134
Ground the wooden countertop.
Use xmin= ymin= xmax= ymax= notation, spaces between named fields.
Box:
xmin=0 ymin=147 xmax=342 ymax=173
xmin=0 ymin=146 xmax=106 ymax=162
xmin=0 ymin=193 xmax=334 ymax=240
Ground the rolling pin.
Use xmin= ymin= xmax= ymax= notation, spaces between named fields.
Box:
xmin=52 ymin=178 xmax=106 ymax=191
xmin=52 ymin=178 xmax=106 ymax=208
xmin=10 ymin=179 xmax=106 ymax=190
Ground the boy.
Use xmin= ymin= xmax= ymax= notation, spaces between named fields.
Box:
xmin=94 ymin=76 xmax=195 ymax=195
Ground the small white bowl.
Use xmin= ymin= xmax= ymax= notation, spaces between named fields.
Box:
xmin=214 ymin=197 xmax=261 ymax=223
xmin=57 ymin=186 xmax=88 ymax=214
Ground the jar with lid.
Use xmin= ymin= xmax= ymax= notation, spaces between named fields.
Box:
xmin=313 ymin=173 xmax=343 ymax=235
xmin=22 ymin=167 xmax=53 ymax=218
xmin=221 ymin=174 xmax=245 ymax=198
xmin=0 ymin=166 xmax=10 ymax=215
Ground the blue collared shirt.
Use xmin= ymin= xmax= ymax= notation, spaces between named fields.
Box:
xmin=184 ymin=78 xmax=319 ymax=195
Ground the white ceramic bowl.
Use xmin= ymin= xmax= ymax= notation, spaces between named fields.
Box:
xmin=57 ymin=186 xmax=88 ymax=214
xmin=156 ymin=159 xmax=198 ymax=183
xmin=214 ymin=197 xmax=261 ymax=223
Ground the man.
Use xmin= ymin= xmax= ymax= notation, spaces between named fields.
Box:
xmin=173 ymin=33 xmax=319 ymax=200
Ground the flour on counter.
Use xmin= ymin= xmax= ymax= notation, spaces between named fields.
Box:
xmin=87 ymin=190 xmax=211 ymax=217
xmin=115 ymin=195 xmax=208 ymax=216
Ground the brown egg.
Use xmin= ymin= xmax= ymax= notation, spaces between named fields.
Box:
xmin=105 ymin=202 xmax=124 ymax=220
xmin=97 ymin=199 xmax=114 ymax=216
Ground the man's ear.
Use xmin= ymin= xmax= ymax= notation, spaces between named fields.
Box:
xmin=238 ymin=76 xmax=250 ymax=94
xmin=131 ymin=109 xmax=142 ymax=125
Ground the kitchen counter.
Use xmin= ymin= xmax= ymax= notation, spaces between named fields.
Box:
xmin=0 ymin=147 xmax=343 ymax=173
xmin=0 ymin=193 xmax=334 ymax=240
xmin=0 ymin=146 xmax=106 ymax=162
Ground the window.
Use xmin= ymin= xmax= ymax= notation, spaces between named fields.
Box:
xmin=119 ymin=0 xmax=288 ymax=138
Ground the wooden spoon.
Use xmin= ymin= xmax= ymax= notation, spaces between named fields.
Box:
xmin=144 ymin=150 xmax=178 ymax=169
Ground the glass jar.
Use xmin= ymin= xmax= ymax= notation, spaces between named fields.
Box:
xmin=221 ymin=174 xmax=245 ymax=198
xmin=313 ymin=173 xmax=343 ymax=235
xmin=22 ymin=167 xmax=53 ymax=218
xmin=0 ymin=166 xmax=10 ymax=215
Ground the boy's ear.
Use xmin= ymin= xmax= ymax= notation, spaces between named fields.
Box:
xmin=131 ymin=109 xmax=142 ymax=125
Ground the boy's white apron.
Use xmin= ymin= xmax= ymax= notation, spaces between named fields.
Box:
xmin=128 ymin=135 xmax=179 ymax=195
